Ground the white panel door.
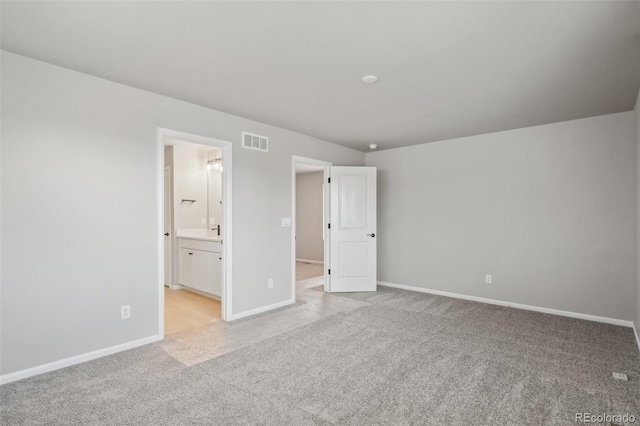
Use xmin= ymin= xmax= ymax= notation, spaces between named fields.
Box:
xmin=329 ymin=167 xmax=377 ymax=292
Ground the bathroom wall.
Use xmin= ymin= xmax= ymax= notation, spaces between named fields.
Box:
xmin=164 ymin=145 xmax=175 ymax=236
xmin=164 ymin=145 xmax=173 ymax=168
xmin=172 ymin=143 xmax=209 ymax=230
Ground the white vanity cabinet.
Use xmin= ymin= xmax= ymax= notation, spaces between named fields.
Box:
xmin=178 ymin=238 xmax=222 ymax=297
xmin=179 ymin=248 xmax=207 ymax=292
xmin=206 ymin=242 xmax=223 ymax=297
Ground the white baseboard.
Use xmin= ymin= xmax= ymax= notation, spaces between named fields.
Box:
xmin=230 ymin=298 xmax=295 ymax=321
xmin=177 ymin=286 xmax=221 ymax=301
xmin=168 ymin=284 xmax=184 ymax=290
xmin=633 ymin=323 xmax=640 ymax=354
xmin=296 ymin=258 xmax=324 ymax=265
xmin=0 ymin=334 xmax=162 ymax=386
xmin=377 ymin=281 xmax=634 ymax=328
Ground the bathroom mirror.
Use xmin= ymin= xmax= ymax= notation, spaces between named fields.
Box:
xmin=164 ymin=141 xmax=224 ymax=239
xmin=207 ymin=149 xmax=223 ymax=235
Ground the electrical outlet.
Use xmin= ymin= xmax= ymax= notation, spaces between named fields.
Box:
xmin=485 ymin=275 xmax=492 ymax=284
xmin=267 ymin=278 xmax=274 ymax=289
xmin=121 ymin=305 xmax=131 ymax=319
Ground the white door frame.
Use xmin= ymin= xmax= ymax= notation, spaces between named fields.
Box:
xmin=157 ymin=128 xmax=233 ymax=338
xmin=164 ymin=165 xmax=172 ymax=287
xmin=291 ymin=155 xmax=332 ymax=300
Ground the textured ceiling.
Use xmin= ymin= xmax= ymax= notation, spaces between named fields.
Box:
xmin=2 ymin=1 xmax=639 ymax=151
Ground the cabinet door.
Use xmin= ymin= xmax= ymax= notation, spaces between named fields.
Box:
xmin=179 ymin=248 xmax=195 ymax=287
xmin=192 ymin=250 xmax=207 ymax=292
xmin=206 ymin=252 xmax=223 ymax=297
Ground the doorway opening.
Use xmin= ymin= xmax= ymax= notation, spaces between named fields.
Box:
xmin=158 ymin=128 xmax=232 ymax=339
xmin=292 ymin=156 xmax=331 ymax=300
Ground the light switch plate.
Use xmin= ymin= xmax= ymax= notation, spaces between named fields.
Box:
xmin=281 ymin=218 xmax=292 ymax=227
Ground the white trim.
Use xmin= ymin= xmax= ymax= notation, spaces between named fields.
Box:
xmin=377 ymin=281 xmax=634 ymax=328
xmin=163 ymin=165 xmax=172 ymax=287
xmin=323 ymin=166 xmax=330 ymax=293
xmin=291 ymin=156 xmax=332 ymax=301
xmin=157 ymin=128 xmax=233 ymax=334
xmin=157 ymin=133 xmax=165 ymax=337
xmin=175 ymin=285 xmax=221 ymax=301
xmin=633 ymin=323 xmax=640 ymax=353
xmin=296 ymin=258 xmax=324 ymax=265
xmin=229 ymin=298 xmax=295 ymax=321
xmin=168 ymin=284 xmax=184 ymax=290
xmin=0 ymin=335 xmax=162 ymax=385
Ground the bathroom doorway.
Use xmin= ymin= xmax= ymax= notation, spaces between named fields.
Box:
xmin=157 ymin=128 xmax=233 ymax=339
xmin=292 ymin=156 xmax=331 ymax=300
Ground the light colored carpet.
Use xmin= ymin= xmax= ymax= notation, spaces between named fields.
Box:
xmin=2 ymin=286 xmax=639 ymax=425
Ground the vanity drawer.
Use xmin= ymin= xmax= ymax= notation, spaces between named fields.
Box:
xmin=207 ymin=241 xmax=222 ymax=253
xmin=178 ymin=238 xmax=207 ymax=251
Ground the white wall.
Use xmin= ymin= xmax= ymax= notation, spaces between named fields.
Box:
xmin=172 ymin=143 xmax=209 ymax=230
xmin=296 ymin=172 xmax=324 ymax=262
xmin=0 ymin=51 xmax=364 ymax=375
xmin=366 ymin=112 xmax=636 ymax=321
xmin=635 ymin=90 xmax=640 ymax=331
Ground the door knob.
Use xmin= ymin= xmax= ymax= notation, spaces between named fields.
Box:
xmin=367 ymin=233 xmax=375 ymax=238
xmin=164 ymin=233 xmax=169 ymax=236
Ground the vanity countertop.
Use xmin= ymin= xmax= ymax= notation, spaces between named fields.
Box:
xmin=178 ymin=235 xmax=221 ymax=242
xmin=176 ymin=230 xmax=221 ymax=242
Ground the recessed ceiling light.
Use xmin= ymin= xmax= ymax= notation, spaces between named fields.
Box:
xmin=362 ymin=75 xmax=378 ymax=84
xmin=369 ymin=144 xmax=378 ymax=150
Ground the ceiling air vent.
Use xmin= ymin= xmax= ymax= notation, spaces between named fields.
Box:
xmin=242 ymin=132 xmax=269 ymax=152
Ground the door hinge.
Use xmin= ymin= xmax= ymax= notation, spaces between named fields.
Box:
xmin=328 ymin=177 xmax=331 ymax=183
xmin=328 ymin=269 xmax=331 ymax=275
xmin=327 ymin=223 xmax=331 ymax=229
